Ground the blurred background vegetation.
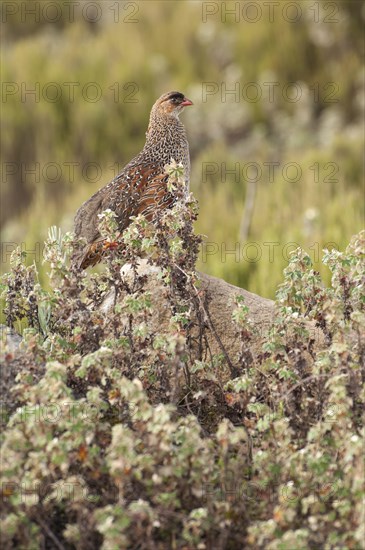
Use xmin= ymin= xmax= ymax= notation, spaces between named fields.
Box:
xmin=1 ymin=0 xmax=364 ymax=298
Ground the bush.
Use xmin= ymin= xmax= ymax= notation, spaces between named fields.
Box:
xmin=1 ymin=166 xmax=364 ymax=548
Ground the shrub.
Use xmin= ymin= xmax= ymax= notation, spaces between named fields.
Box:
xmin=1 ymin=168 xmax=364 ymax=548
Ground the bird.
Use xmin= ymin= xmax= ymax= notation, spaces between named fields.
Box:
xmin=73 ymin=91 xmax=193 ymax=269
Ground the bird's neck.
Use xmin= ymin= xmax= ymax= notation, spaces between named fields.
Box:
xmin=143 ymin=108 xmax=190 ymax=185
xmin=145 ymin=110 xmax=185 ymax=145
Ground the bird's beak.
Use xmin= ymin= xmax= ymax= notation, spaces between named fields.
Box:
xmin=181 ymin=97 xmax=193 ymax=107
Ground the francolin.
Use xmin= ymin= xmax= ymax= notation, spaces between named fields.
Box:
xmin=73 ymin=91 xmax=193 ymax=269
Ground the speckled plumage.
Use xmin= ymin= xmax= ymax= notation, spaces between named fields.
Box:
xmin=73 ymin=91 xmax=192 ymax=269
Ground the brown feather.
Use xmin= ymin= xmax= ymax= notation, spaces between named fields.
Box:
xmin=73 ymin=91 xmax=192 ymax=269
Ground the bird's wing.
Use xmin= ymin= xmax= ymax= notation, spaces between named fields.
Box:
xmin=105 ymin=163 xmax=172 ymax=224
xmin=73 ymin=163 xmax=174 ymax=269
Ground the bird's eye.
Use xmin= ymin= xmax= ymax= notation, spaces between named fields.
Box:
xmin=169 ymin=94 xmax=182 ymax=104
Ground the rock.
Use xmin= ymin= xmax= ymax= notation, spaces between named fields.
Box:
xmin=99 ymin=266 xmax=323 ymax=380
xmin=0 ymin=324 xmax=22 ymax=353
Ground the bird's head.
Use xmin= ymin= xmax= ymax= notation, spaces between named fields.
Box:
xmin=152 ymin=91 xmax=193 ymax=118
